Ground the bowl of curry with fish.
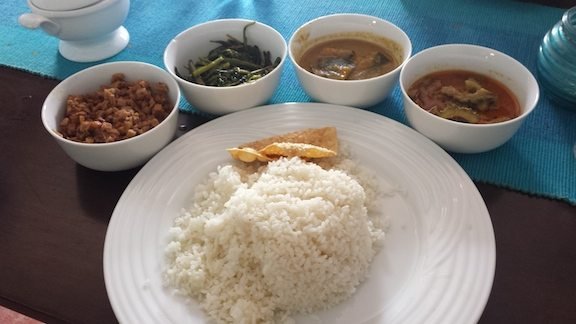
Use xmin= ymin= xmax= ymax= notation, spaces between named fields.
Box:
xmin=288 ymin=14 xmax=412 ymax=108
xmin=399 ymin=44 xmax=539 ymax=154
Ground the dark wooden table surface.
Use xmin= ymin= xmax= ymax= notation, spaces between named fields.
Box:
xmin=1 ymin=2 xmax=576 ymax=322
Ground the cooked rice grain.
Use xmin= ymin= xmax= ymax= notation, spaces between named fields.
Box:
xmin=165 ymin=157 xmax=385 ymax=324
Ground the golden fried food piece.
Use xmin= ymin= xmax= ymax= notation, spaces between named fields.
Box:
xmin=259 ymin=142 xmax=337 ymax=159
xmin=227 ymin=127 xmax=339 ymax=162
xmin=226 ymin=147 xmax=270 ymax=163
xmin=239 ymin=127 xmax=338 ymax=151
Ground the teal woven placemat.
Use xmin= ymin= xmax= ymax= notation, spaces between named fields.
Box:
xmin=2 ymin=0 xmax=575 ymax=204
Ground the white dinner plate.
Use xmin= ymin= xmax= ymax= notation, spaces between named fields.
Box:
xmin=104 ymin=103 xmax=495 ymax=324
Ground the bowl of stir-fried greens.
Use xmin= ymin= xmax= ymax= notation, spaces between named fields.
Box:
xmin=164 ymin=19 xmax=287 ymax=115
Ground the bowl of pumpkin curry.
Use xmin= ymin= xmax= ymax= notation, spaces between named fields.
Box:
xmin=400 ymin=44 xmax=539 ymax=154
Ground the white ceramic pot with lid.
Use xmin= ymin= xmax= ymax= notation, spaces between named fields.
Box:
xmin=18 ymin=0 xmax=130 ymax=62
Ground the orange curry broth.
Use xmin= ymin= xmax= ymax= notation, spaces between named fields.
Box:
xmin=408 ymin=70 xmax=521 ymax=123
xmin=298 ymin=38 xmax=399 ymax=80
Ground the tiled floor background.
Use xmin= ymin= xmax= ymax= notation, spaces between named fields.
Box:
xmin=0 ymin=306 xmax=43 ymax=324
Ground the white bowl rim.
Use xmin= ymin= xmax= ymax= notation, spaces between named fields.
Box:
xmin=163 ymin=18 xmax=288 ymax=90
xmin=399 ymin=43 xmax=540 ymax=128
xmin=42 ymin=61 xmax=181 ymax=148
xmin=288 ymin=13 xmax=413 ymax=84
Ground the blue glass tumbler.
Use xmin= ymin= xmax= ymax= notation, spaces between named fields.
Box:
xmin=537 ymin=6 xmax=576 ymax=111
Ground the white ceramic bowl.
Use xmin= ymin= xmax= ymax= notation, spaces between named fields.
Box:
xmin=288 ymin=13 xmax=412 ymax=108
xmin=19 ymin=0 xmax=130 ymax=62
xmin=42 ymin=61 xmax=181 ymax=171
xmin=399 ymin=44 xmax=539 ymax=154
xmin=163 ymin=19 xmax=287 ymax=115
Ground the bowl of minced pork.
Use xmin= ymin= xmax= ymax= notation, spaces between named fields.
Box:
xmin=163 ymin=148 xmax=386 ymax=323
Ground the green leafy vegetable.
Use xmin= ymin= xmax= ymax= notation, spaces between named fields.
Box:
xmin=175 ymin=22 xmax=281 ymax=87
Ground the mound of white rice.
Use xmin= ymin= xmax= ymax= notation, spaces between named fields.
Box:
xmin=165 ymin=156 xmax=385 ymax=323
